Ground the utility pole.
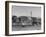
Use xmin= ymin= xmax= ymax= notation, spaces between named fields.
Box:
xmin=30 ymin=11 xmax=32 ymax=17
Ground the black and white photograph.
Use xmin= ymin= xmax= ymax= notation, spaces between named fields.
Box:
xmin=12 ymin=6 xmax=41 ymax=31
xmin=5 ymin=1 xmax=45 ymax=36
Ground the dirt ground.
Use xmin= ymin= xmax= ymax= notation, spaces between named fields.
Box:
xmin=12 ymin=24 xmax=41 ymax=31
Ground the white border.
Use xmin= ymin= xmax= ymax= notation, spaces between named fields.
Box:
xmin=9 ymin=3 xmax=44 ymax=34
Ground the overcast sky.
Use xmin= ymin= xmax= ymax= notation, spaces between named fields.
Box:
xmin=12 ymin=6 xmax=41 ymax=17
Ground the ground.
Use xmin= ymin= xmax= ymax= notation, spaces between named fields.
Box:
xmin=12 ymin=24 xmax=41 ymax=31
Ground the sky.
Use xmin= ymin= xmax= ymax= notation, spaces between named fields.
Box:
xmin=12 ymin=6 xmax=41 ymax=17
